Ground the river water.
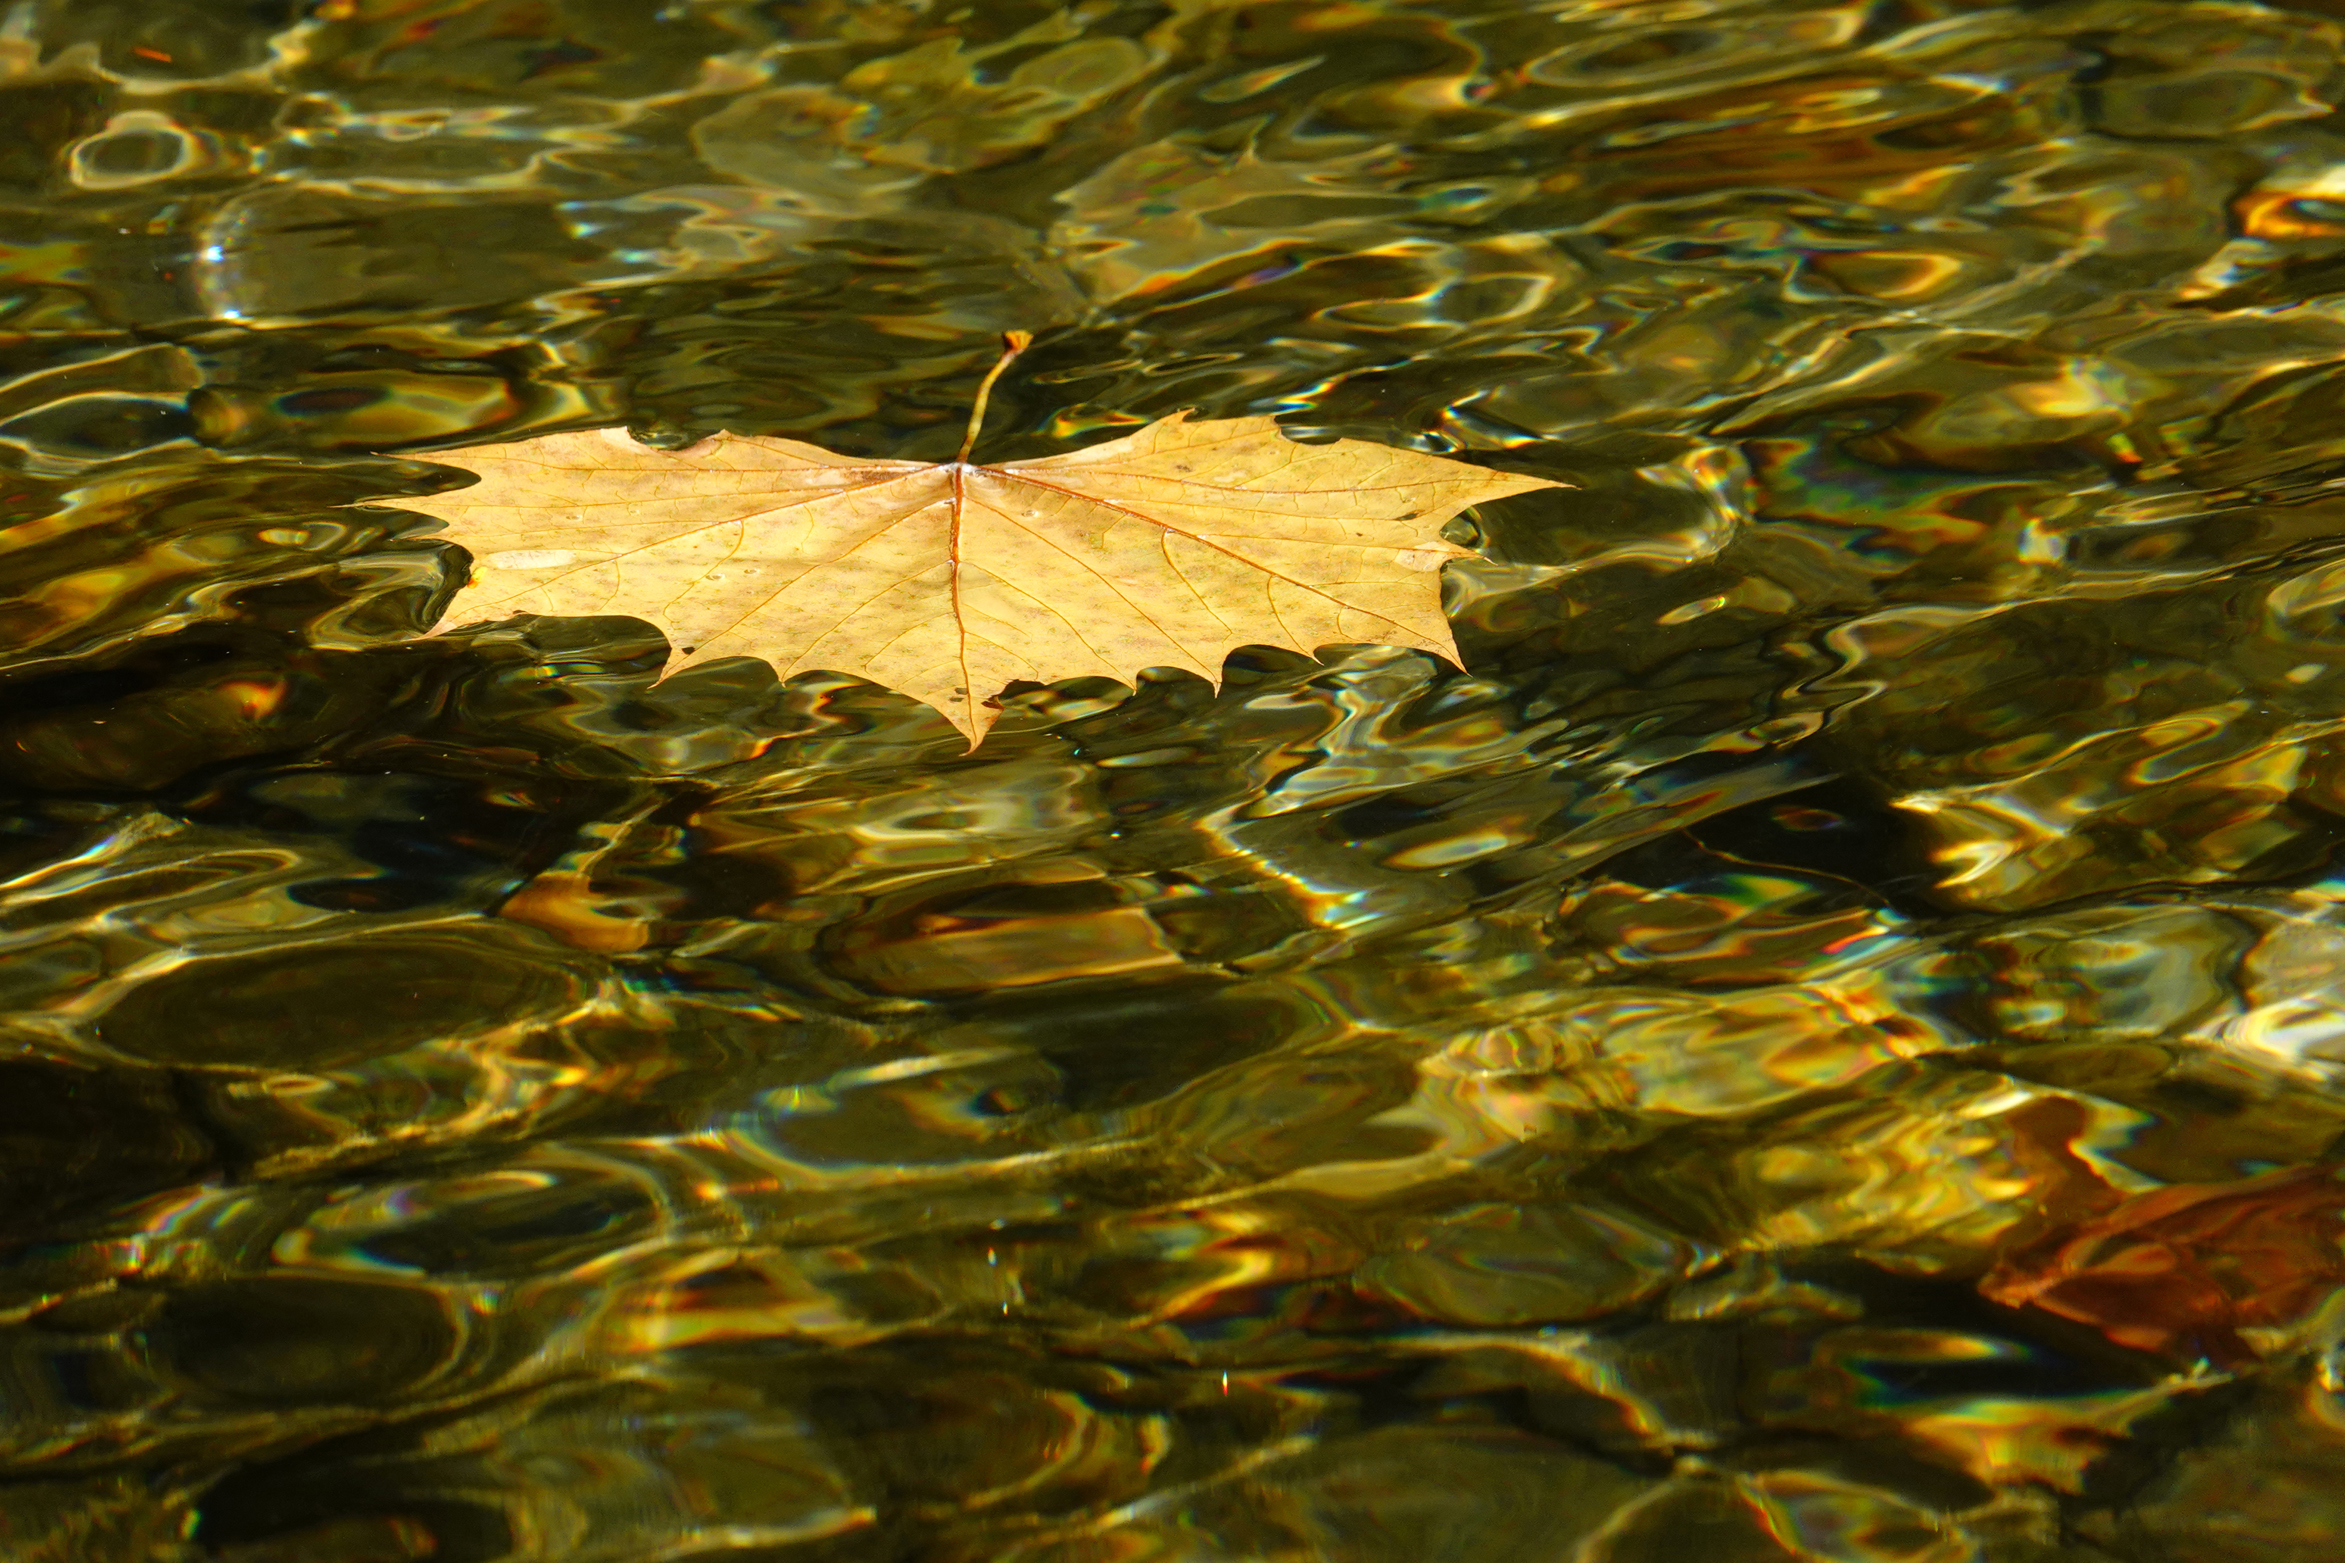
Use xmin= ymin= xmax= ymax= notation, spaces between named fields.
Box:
xmin=6 ymin=0 xmax=2345 ymax=1558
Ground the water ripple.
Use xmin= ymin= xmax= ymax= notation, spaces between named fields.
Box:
xmin=8 ymin=0 xmax=2345 ymax=1556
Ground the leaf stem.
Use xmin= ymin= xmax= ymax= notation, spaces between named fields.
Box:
xmin=957 ymin=330 xmax=1032 ymax=464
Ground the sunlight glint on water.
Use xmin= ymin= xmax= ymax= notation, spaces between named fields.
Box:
xmin=5 ymin=0 xmax=2345 ymax=1558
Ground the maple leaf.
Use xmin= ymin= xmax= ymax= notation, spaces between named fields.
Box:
xmin=396 ymin=335 xmax=1566 ymax=746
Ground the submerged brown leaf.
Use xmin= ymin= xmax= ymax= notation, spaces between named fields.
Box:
xmin=1981 ymin=1163 xmax=2345 ymax=1366
xmin=396 ymin=342 xmax=1565 ymax=745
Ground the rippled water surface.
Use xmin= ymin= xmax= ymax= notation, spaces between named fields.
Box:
xmin=13 ymin=0 xmax=2345 ymax=1557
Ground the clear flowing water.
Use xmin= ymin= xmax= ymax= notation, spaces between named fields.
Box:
xmin=7 ymin=0 xmax=2345 ymax=1558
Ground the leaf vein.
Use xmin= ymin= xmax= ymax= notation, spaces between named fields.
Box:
xmin=969 ymin=492 xmax=1195 ymax=666
xmin=999 ymin=472 xmax=1428 ymax=640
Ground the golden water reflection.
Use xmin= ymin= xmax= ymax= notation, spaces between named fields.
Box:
xmin=8 ymin=0 xmax=2345 ymax=1557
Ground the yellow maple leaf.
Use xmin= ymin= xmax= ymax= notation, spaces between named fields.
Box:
xmin=399 ymin=335 xmax=1566 ymax=746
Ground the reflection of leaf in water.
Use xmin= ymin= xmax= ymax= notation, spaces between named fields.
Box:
xmin=848 ymin=36 xmax=1154 ymax=172
xmin=1053 ymin=139 xmax=1414 ymax=300
xmin=693 ymin=34 xmax=1153 ymax=204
